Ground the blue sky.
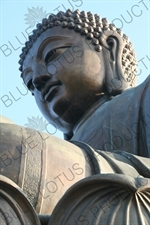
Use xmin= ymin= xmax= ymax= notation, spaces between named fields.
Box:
xmin=0 ymin=0 xmax=150 ymax=139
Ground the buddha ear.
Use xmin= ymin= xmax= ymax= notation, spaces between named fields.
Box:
xmin=99 ymin=30 xmax=130 ymax=95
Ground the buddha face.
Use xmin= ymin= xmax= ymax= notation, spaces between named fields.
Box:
xmin=22 ymin=26 xmax=106 ymax=133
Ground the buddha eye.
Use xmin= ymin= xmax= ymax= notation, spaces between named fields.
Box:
xmin=45 ymin=47 xmax=69 ymax=64
xmin=45 ymin=49 xmax=56 ymax=64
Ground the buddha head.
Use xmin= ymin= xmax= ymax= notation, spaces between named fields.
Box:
xmin=19 ymin=9 xmax=137 ymax=138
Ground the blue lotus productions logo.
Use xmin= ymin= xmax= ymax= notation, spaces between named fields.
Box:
xmin=25 ymin=116 xmax=47 ymax=131
xmin=24 ymin=7 xmax=47 ymax=28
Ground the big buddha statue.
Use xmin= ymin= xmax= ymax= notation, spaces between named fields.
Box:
xmin=0 ymin=9 xmax=149 ymax=225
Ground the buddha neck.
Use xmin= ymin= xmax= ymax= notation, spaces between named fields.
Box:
xmin=73 ymin=94 xmax=113 ymax=135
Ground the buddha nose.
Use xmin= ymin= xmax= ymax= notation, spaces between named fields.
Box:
xmin=32 ymin=65 xmax=51 ymax=91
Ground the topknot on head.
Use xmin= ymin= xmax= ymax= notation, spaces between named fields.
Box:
xmin=19 ymin=9 xmax=137 ymax=87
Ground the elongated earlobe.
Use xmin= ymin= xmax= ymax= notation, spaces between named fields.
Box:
xmin=99 ymin=31 xmax=130 ymax=95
